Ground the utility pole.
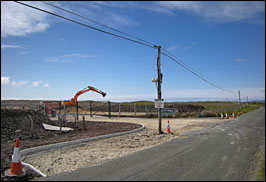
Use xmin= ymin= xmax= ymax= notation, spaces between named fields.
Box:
xmin=156 ymin=45 xmax=163 ymax=134
xmin=238 ymin=90 xmax=242 ymax=110
xmin=246 ymin=96 xmax=248 ymax=106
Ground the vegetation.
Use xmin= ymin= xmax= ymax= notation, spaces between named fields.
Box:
xmin=255 ymin=149 xmax=265 ymax=181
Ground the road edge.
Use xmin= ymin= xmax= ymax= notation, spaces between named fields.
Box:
xmin=21 ymin=123 xmax=145 ymax=158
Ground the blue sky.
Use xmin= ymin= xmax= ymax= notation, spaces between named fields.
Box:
xmin=1 ymin=1 xmax=265 ymax=102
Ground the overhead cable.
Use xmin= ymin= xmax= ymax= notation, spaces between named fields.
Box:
xmin=14 ymin=1 xmax=236 ymax=94
xmin=41 ymin=1 xmax=156 ymax=47
xmin=14 ymin=1 xmax=156 ymax=50
xmin=162 ymin=52 xmax=237 ymax=93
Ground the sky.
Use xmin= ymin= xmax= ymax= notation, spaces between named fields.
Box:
xmin=1 ymin=1 xmax=265 ymax=102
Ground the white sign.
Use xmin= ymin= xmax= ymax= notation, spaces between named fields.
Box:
xmin=154 ymin=99 xmax=164 ymax=108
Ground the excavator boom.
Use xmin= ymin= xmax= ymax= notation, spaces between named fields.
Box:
xmin=62 ymin=86 xmax=106 ymax=106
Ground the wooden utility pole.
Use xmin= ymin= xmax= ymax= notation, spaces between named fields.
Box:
xmin=238 ymin=90 xmax=242 ymax=110
xmin=156 ymin=45 xmax=163 ymax=134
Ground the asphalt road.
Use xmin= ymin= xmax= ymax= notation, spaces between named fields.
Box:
xmin=44 ymin=107 xmax=265 ymax=181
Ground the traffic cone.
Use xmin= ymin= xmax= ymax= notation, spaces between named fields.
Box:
xmin=232 ymin=113 xmax=235 ymax=118
xmin=5 ymin=138 xmax=26 ymax=178
xmin=225 ymin=113 xmax=228 ymax=119
xmin=166 ymin=120 xmax=171 ymax=134
xmin=221 ymin=113 xmax=224 ymax=119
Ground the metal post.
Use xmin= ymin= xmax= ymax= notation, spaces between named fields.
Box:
xmin=145 ymin=103 xmax=147 ymax=117
xmin=83 ymin=115 xmax=86 ymax=131
xmin=76 ymin=101 xmax=79 ymax=121
xmin=156 ymin=45 xmax=163 ymax=134
xmin=134 ymin=103 xmax=136 ymax=116
xmin=238 ymin=90 xmax=241 ymax=110
xmin=58 ymin=102 xmax=62 ymax=133
xmin=118 ymin=103 xmax=121 ymax=118
xmin=108 ymin=101 xmax=111 ymax=118
xmin=90 ymin=101 xmax=93 ymax=117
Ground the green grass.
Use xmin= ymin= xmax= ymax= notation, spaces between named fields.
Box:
xmin=255 ymin=149 xmax=265 ymax=181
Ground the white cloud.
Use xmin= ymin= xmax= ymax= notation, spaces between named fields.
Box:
xmin=43 ymin=83 xmax=50 ymax=88
xmin=155 ymin=1 xmax=265 ymax=23
xmin=1 ymin=44 xmax=24 ymax=49
xmin=1 ymin=76 xmax=11 ymax=85
xmin=166 ymin=44 xmax=181 ymax=52
xmin=236 ymin=58 xmax=244 ymax=62
xmin=19 ymin=51 xmax=30 ymax=54
xmin=1 ymin=1 xmax=52 ymax=37
xmin=11 ymin=80 xmax=28 ymax=87
xmin=32 ymin=80 xmax=42 ymax=87
xmin=166 ymin=41 xmax=197 ymax=52
xmin=45 ymin=53 xmax=94 ymax=63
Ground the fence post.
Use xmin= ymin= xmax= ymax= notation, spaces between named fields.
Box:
xmin=118 ymin=103 xmax=121 ymax=118
xmin=76 ymin=101 xmax=79 ymax=121
xmin=83 ymin=116 xmax=86 ymax=131
xmin=134 ymin=103 xmax=136 ymax=116
xmin=145 ymin=103 xmax=147 ymax=117
xmin=90 ymin=101 xmax=93 ymax=117
xmin=58 ymin=102 xmax=62 ymax=134
xmin=108 ymin=101 xmax=111 ymax=118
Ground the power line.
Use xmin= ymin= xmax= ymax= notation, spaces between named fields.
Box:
xmin=161 ymin=48 xmax=236 ymax=93
xmin=161 ymin=52 xmax=237 ymax=93
xmin=41 ymin=1 xmax=156 ymax=47
xmin=14 ymin=1 xmax=236 ymax=94
xmin=14 ymin=1 xmax=156 ymax=50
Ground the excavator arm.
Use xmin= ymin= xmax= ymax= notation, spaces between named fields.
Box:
xmin=62 ymin=86 xmax=106 ymax=106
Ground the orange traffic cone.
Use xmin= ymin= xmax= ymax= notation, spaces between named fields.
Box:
xmin=221 ymin=113 xmax=224 ymax=119
xmin=232 ymin=113 xmax=235 ymax=118
xmin=5 ymin=138 xmax=26 ymax=178
xmin=225 ymin=113 xmax=228 ymax=119
xmin=166 ymin=120 xmax=171 ymax=134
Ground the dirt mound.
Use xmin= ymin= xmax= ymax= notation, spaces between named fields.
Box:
xmin=1 ymin=109 xmax=55 ymax=144
xmin=1 ymin=109 xmax=142 ymax=181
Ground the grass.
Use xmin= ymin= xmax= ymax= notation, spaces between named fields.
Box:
xmin=255 ymin=149 xmax=265 ymax=181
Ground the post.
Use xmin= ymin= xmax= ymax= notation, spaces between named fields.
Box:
xmin=238 ymin=90 xmax=241 ymax=110
xmin=156 ymin=45 xmax=163 ymax=134
xmin=83 ymin=116 xmax=86 ymax=131
xmin=145 ymin=103 xmax=147 ymax=117
xmin=134 ymin=103 xmax=136 ymax=116
xmin=90 ymin=101 xmax=93 ymax=117
xmin=118 ymin=103 xmax=121 ymax=118
xmin=246 ymin=96 xmax=248 ymax=106
xmin=58 ymin=102 xmax=62 ymax=133
xmin=76 ymin=101 xmax=79 ymax=121
xmin=108 ymin=101 xmax=111 ymax=118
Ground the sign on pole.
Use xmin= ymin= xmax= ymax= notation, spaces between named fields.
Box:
xmin=155 ymin=99 xmax=164 ymax=108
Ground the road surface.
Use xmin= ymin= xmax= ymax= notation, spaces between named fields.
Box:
xmin=43 ymin=107 xmax=265 ymax=181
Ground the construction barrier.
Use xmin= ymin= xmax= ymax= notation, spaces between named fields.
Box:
xmin=166 ymin=120 xmax=171 ymax=134
xmin=5 ymin=138 xmax=26 ymax=178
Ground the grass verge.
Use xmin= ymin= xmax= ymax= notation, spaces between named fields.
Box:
xmin=255 ymin=148 xmax=265 ymax=181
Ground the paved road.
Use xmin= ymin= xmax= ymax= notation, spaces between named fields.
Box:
xmin=44 ymin=107 xmax=265 ymax=181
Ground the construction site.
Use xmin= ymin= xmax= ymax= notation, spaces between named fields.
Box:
xmin=2 ymin=81 xmax=264 ymax=181
xmin=2 ymin=84 xmax=256 ymax=181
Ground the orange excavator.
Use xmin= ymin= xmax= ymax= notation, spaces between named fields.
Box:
xmin=62 ymin=86 xmax=106 ymax=106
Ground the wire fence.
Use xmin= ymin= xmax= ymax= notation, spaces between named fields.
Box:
xmin=2 ymin=100 xmax=250 ymax=121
